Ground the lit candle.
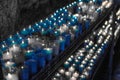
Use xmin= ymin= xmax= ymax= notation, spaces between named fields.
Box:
xmin=64 ymin=61 xmax=70 ymax=69
xmin=52 ymin=41 xmax=60 ymax=56
xmin=59 ymin=68 xmax=65 ymax=74
xmin=52 ymin=77 xmax=58 ymax=80
xmin=86 ymin=66 xmax=92 ymax=71
xmin=79 ymin=64 xmax=85 ymax=73
xmin=5 ymin=73 xmax=19 ymax=80
xmin=65 ymin=71 xmax=71 ymax=79
xmin=43 ymin=47 xmax=53 ymax=61
xmin=9 ymin=45 xmax=21 ymax=54
xmin=70 ymin=76 xmax=77 ymax=80
xmin=58 ymin=36 xmax=65 ymax=52
xmin=105 ymin=2 xmax=112 ymax=9
xmin=20 ymin=65 xmax=29 ymax=80
xmin=73 ymin=72 xmax=79 ymax=78
xmin=2 ymin=51 xmax=13 ymax=60
xmin=27 ymin=37 xmax=36 ymax=45
xmin=55 ymin=73 xmax=61 ymax=79
xmin=82 ymin=4 xmax=88 ymax=13
xmin=83 ymin=71 xmax=89 ymax=79
xmin=5 ymin=61 xmax=15 ymax=67
xmin=80 ymin=74 xmax=86 ymax=80
xmin=68 ymin=66 xmax=75 ymax=74
xmin=89 ymin=49 xmax=94 ymax=54
xmin=89 ymin=63 xmax=94 ymax=67
xmin=67 ymin=57 xmax=73 ymax=64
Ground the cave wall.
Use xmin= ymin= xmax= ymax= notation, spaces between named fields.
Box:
xmin=0 ymin=0 xmax=18 ymax=41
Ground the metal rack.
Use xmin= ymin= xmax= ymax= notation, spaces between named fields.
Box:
xmin=31 ymin=5 xmax=113 ymax=80
xmin=0 ymin=1 xmax=118 ymax=80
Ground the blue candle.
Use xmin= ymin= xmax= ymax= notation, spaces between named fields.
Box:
xmin=80 ymin=75 xmax=87 ymax=80
xmin=79 ymin=64 xmax=85 ymax=73
xmin=59 ymin=37 xmax=65 ymax=52
xmin=6 ymin=36 xmax=14 ymax=45
xmin=1 ymin=44 xmax=8 ymax=52
xmin=29 ymin=59 xmax=38 ymax=75
xmin=64 ymin=61 xmax=70 ymax=69
xmin=25 ymin=50 xmax=34 ymax=59
xmin=75 ymin=59 xmax=80 ymax=66
xmin=96 ymin=0 xmax=102 ymax=5
xmin=20 ymin=40 xmax=28 ymax=49
xmin=42 ymin=48 xmax=53 ymax=61
xmin=20 ymin=65 xmax=29 ymax=80
xmin=78 ymin=23 xmax=82 ymax=35
xmin=38 ymin=53 xmax=46 ymax=69
xmin=63 ymin=33 xmax=71 ymax=46
xmin=67 ymin=57 xmax=74 ymax=64
xmin=75 ymin=28 xmax=79 ymax=38
xmin=53 ymin=30 xmax=60 ymax=37
xmin=13 ymin=32 xmax=21 ymax=41
xmin=20 ymin=28 xmax=29 ymax=36
xmin=28 ymin=26 xmax=33 ymax=34
xmin=85 ymin=19 xmax=90 ymax=30
xmin=77 ymin=56 xmax=83 ymax=63
xmin=17 ymin=36 xmax=23 ymax=44
xmin=33 ymin=23 xmax=41 ymax=32
xmin=41 ymin=28 xmax=47 ymax=35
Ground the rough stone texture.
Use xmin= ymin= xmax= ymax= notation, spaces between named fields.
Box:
xmin=0 ymin=0 xmax=18 ymax=41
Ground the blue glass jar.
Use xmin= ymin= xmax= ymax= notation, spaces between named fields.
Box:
xmin=25 ymin=59 xmax=38 ymax=75
xmin=79 ymin=64 xmax=85 ymax=73
xmin=20 ymin=40 xmax=28 ymax=49
xmin=24 ymin=50 xmax=35 ymax=59
xmin=62 ymin=33 xmax=71 ymax=46
xmin=85 ymin=19 xmax=90 ymax=30
xmin=78 ymin=23 xmax=83 ymax=35
xmin=0 ymin=44 xmax=8 ymax=52
xmin=20 ymin=65 xmax=29 ymax=80
xmin=58 ymin=36 xmax=65 ymax=52
xmin=64 ymin=61 xmax=70 ymax=69
xmin=20 ymin=28 xmax=29 ymax=36
xmin=42 ymin=47 xmax=53 ymax=61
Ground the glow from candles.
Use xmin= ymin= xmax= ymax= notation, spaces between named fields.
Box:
xmin=5 ymin=61 xmax=14 ymax=67
xmin=3 ymin=52 xmax=13 ymax=60
xmin=5 ymin=73 xmax=18 ymax=80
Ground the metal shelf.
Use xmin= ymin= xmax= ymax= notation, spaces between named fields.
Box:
xmin=31 ymin=5 xmax=113 ymax=80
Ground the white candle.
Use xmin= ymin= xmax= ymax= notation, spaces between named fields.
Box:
xmin=73 ymin=72 xmax=79 ymax=78
xmin=65 ymin=71 xmax=71 ymax=77
xmin=59 ymin=69 xmax=65 ymax=74
xmin=9 ymin=45 xmax=21 ymax=54
xmin=2 ymin=52 xmax=13 ymax=60
xmin=70 ymin=76 xmax=76 ymax=80
xmin=5 ymin=73 xmax=18 ymax=80
xmin=83 ymin=71 xmax=89 ymax=77
xmin=55 ymin=73 xmax=61 ymax=78
xmin=69 ymin=66 xmax=75 ymax=73
xmin=5 ymin=61 xmax=14 ymax=67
